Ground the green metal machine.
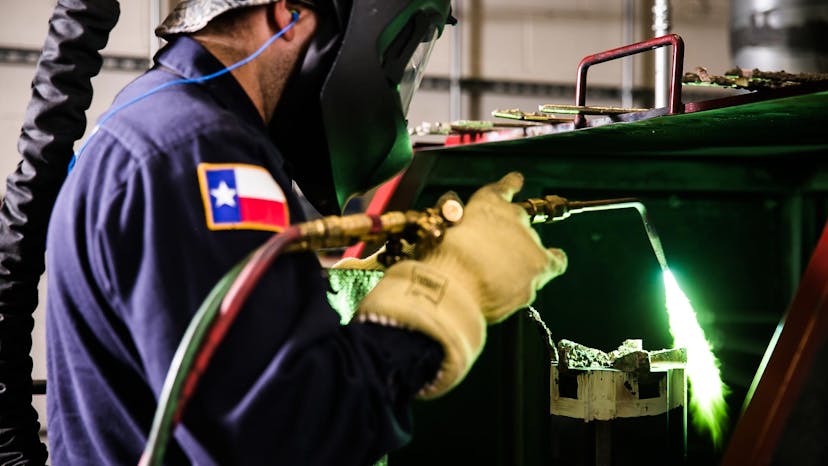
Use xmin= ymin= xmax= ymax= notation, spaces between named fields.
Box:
xmin=387 ymin=90 xmax=828 ymax=465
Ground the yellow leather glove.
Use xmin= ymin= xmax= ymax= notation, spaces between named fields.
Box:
xmin=330 ymin=255 xmax=386 ymax=271
xmin=328 ymin=242 xmax=416 ymax=323
xmin=356 ymin=172 xmax=567 ymax=398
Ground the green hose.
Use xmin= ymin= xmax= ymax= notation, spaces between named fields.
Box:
xmin=139 ymin=259 xmax=246 ymax=466
xmin=139 ymin=224 xmax=301 ymax=466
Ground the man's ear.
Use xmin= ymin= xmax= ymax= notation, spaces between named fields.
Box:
xmin=271 ymin=0 xmax=297 ymax=41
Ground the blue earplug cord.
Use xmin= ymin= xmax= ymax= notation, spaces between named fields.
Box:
xmin=68 ymin=10 xmax=300 ymax=173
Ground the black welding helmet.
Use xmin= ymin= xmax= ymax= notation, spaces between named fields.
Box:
xmin=271 ymin=0 xmax=454 ymax=214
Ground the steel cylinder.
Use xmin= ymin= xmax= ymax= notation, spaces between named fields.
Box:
xmin=731 ymin=0 xmax=828 ymax=72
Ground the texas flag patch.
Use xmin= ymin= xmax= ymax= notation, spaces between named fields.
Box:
xmin=197 ymin=163 xmax=290 ymax=232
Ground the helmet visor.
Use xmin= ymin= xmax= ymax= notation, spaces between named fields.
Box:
xmin=398 ymin=25 xmax=439 ymax=116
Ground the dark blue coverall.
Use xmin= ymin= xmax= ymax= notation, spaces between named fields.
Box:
xmin=45 ymin=36 xmax=442 ymax=465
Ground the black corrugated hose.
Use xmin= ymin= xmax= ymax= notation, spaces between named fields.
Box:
xmin=0 ymin=1 xmax=120 ymax=464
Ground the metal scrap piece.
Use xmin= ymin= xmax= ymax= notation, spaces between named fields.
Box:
xmin=539 ymin=103 xmax=649 ymax=116
xmin=608 ymin=338 xmax=643 ymax=359
xmin=612 ymin=350 xmax=650 ymax=372
xmin=556 ymin=338 xmax=686 ymax=373
xmin=608 ymin=339 xmax=646 ymax=372
xmin=683 ymin=67 xmax=828 ymax=91
xmin=611 ymin=347 xmax=687 ymax=372
xmin=492 ymin=108 xmax=574 ymax=124
xmin=526 ymin=306 xmax=558 ymax=364
xmin=449 ymin=119 xmax=548 ymax=133
xmin=449 ymin=120 xmax=496 ymax=133
xmin=558 ymin=339 xmax=611 ymax=370
xmin=410 ymin=121 xmax=452 ymax=136
xmin=648 ymin=347 xmax=687 ymax=370
xmin=410 ymin=119 xmax=544 ymax=137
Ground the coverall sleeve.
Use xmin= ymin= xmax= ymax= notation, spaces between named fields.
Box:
xmin=89 ymin=128 xmax=443 ymax=465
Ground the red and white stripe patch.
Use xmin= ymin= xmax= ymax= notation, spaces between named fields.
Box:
xmin=197 ymin=163 xmax=290 ymax=232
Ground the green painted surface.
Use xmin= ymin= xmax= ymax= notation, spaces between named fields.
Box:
xmin=390 ymin=90 xmax=828 ymax=466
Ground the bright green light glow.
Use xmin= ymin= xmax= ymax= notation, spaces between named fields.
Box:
xmin=663 ymin=269 xmax=729 ymax=446
xmin=327 ymin=269 xmax=384 ymax=324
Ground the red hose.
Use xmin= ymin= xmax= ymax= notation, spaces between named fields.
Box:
xmin=174 ymin=226 xmax=302 ymax=422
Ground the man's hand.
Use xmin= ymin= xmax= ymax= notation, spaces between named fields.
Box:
xmin=424 ymin=171 xmax=567 ymax=322
xmin=356 ymin=172 xmax=567 ymax=398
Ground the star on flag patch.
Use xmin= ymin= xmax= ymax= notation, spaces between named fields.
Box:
xmin=197 ymin=163 xmax=290 ymax=232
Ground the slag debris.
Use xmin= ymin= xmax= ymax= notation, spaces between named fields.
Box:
xmin=557 ymin=339 xmax=685 ymax=373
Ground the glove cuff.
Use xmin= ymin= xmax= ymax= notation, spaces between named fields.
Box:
xmin=331 ymin=256 xmax=385 ymax=271
xmin=356 ymin=260 xmax=486 ymax=399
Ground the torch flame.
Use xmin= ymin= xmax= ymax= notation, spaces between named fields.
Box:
xmin=663 ymin=269 xmax=729 ymax=446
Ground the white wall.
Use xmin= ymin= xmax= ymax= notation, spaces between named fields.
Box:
xmin=0 ymin=0 xmax=160 ymax=187
xmin=408 ymin=0 xmax=731 ymax=124
xmin=0 ymin=0 xmax=731 ymax=441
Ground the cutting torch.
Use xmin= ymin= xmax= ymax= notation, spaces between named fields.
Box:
xmin=286 ymin=194 xmax=646 ymax=266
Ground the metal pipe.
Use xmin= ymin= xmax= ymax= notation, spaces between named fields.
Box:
xmin=519 ymin=196 xmax=668 ymax=270
xmin=652 ymin=0 xmax=671 ymax=108
xmin=467 ymin=0 xmax=483 ymax=119
xmin=449 ymin=0 xmax=462 ymax=121
xmin=622 ymin=0 xmax=635 ymax=109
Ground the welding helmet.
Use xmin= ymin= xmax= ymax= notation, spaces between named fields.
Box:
xmin=270 ymin=0 xmax=455 ymax=214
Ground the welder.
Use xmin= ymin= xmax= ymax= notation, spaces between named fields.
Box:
xmin=44 ymin=0 xmax=567 ymax=464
